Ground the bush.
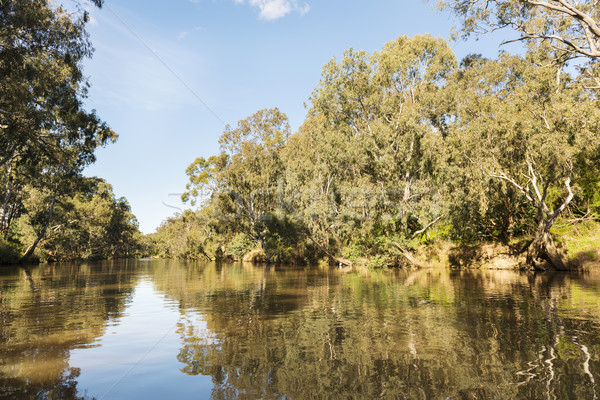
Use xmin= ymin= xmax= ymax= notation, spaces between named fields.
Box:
xmin=0 ymin=240 xmax=21 ymax=265
xmin=227 ymin=234 xmax=254 ymax=260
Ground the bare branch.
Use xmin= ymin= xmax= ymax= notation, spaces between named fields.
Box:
xmin=549 ymin=176 xmax=574 ymax=223
xmin=490 ymin=170 xmax=535 ymax=205
xmin=448 ymin=0 xmax=600 ymax=60
xmin=527 ymin=159 xmax=544 ymax=205
xmin=410 ymin=214 xmax=445 ymax=239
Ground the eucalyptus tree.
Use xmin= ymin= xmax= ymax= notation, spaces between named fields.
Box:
xmin=449 ymin=49 xmax=600 ymax=270
xmin=183 ymin=108 xmax=291 ymax=263
xmin=0 ymin=0 xmax=115 ymax=256
xmin=16 ymin=178 xmax=140 ymax=261
xmin=437 ymin=0 xmax=600 ymax=60
xmin=286 ymin=35 xmax=457 ymax=264
xmin=0 ymin=0 xmax=113 ymax=169
xmin=436 ymin=0 xmax=600 ymax=91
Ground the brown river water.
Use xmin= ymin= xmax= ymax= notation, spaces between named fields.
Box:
xmin=1 ymin=259 xmax=599 ymax=399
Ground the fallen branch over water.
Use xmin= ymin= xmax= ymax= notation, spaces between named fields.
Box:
xmin=393 ymin=242 xmax=422 ymax=268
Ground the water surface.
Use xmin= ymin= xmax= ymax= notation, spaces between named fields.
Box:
xmin=1 ymin=260 xmax=599 ymax=399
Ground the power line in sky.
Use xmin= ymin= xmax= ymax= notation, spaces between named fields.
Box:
xmin=103 ymin=2 xmax=228 ymax=127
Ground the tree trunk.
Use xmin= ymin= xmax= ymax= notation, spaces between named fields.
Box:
xmin=0 ymin=163 xmax=13 ymax=235
xmin=526 ymin=222 xmax=569 ymax=271
xmin=199 ymin=248 xmax=212 ymax=262
xmin=393 ymin=242 xmax=423 ymax=268
xmin=491 ymin=168 xmax=574 ymax=271
xmin=20 ymin=192 xmax=57 ymax=263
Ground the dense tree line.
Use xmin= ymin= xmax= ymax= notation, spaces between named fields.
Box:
xmin=152 ymin=33 xmax=600 ymax=270
xmin=0 ymin=0 xmax=140 ymax=264
xmin=4 ymin=0 xmax=598 ymax=269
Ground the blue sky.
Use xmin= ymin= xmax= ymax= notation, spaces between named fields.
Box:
xmin=81 ymin=0 xmax=513 ymax=233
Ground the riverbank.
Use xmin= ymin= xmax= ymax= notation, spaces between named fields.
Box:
xmin=238 ymin=221 xmax=600 ymax=271
xmin=216 ymin=237 xmax=599 ymax=271
xmin=0 ymin=237 xmax=142 ymax=266
xmin=413 ymin=221 xmax=600 ymax=271
xmin=4 ymin=219 xmax=598 ymax=271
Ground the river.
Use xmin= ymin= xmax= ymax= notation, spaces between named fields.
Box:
xmin=0 ymin=259 xmax=599 ymax=399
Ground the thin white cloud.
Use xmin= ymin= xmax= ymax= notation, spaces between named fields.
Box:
xmin=178 ymin=25 xmax=206 ymax=40
xmin=297 ymin=3 xmax=310 ymax=16
xmin=235 ymin=0 xmax=310 ymax=20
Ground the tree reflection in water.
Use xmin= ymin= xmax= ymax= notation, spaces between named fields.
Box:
xmin=156 ymin=264 xmax=600 ymax=400
xmin=0 ymin=260 xmax=138 ymax=399
xmin=0 ymin=260 xmax=599 ymax=399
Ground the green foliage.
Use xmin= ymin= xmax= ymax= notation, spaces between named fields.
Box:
xmin=182 ymin=154 xmax=228 ymax=206
xmin=150 ymin=210 xmax=214 ymax=260
xmin=8 ymin=178 xmax=140 ymax=262
xmin=279 ymin=35 xmax=457 ymax=264
xmin=0 ymin=0 xmax=116 ymax=171
xmin=445 ymin=48 xmax=600 ymax=268
xmin=366 ymin=254 xmax=391 ymax=269
xmin=181 ymin=108 xmax=294 ymax=263
xmin=0 ymin=0 xmax=127 ymax=264
xmin=0 ymin=239 xmax=20 ymax=264
xmin=574 ymin=149 xmax=600 ymax=216
xmin=227 ymin=234 xmax=253 ymax=260
xmin=157 ymin=34 xmax=600 ymax=269
xmin=551 ymin=219 xmax=600 ymax=263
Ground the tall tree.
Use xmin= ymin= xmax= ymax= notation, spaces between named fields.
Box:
xmin=0 ymin=0 xmax=116 ymax=257
xmin=285 ymin=35 xmax=456 ymax=265
xmin=448 ymin=49 xmax=600 ymax=270
xmin=183 ymin=108 xmax=291 ymax=262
